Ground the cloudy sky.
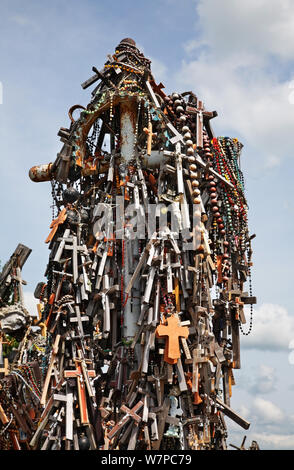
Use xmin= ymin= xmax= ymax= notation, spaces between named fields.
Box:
xmin=1 ymin=0 xmax=294 ymax=450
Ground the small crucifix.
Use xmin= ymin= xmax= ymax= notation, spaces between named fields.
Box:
xmin=107 ymin=400 xmax=143 ymax=440
xmin=143 ymin=122 xmax=156 ymax=156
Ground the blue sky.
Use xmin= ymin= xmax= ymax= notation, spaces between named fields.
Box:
xmin=1 ymin=0 xmax=294 ymax=449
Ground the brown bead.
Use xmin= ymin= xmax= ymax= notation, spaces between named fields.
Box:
xmin=191 ymin=180 xmax=199 ymax=187
xmin=209 ymin=186 xmax=216 ymax=192
xmin=212 ymin=206 xmax=218 ymax=212
xmin=210 ymin=198 xmax=218 ymax=205
xmin=215 ymin=212 xmax=221 ymax=218
xmin=210 ymin=192 xmax=217 ymax=199
xmin=208 ymin=175 xmax=214 ymax=181
xmin=224 ymin=241 xmax=229 ymax=247
xmin=220 ymin=229 xmax=226 ymax=235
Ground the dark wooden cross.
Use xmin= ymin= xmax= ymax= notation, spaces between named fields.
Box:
xmin=107 ymin=400 xmax=143 ymax=440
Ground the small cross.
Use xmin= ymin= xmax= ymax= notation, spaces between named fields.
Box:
xmin=156 ymin=314 xmax=189 ymax=364
xmin=45 ymin=208 xmax=67 ymax=244
xmin=143 ymin=122 xmax=156 ymax=156
xmin=107 ymin=400 xmax=143 ymax=440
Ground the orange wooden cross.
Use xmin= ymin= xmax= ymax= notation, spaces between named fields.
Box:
xmin=64 ymin=362 xmax=95 ymax=425
xmin=156 ymin=315 xmax=189 ymax=364
xmin=45 ymin=208 xmax=67 ymax=244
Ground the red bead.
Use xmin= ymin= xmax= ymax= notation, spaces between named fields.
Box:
xmin=210 ymin=186 xmax=216 ymax=192
xmin=210 ymin=198 xmax=218 ymax=205
xmin=212 ymin=206 xmax=218 ymax=212
xmin=218 ymin=223 xmax=224 ymax=229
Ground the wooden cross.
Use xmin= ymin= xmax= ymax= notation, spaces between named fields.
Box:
xmin=156 ymin=315 xmax=189 ymax=364
xmin=52 ymin=392 xmax=73 ymax=441
xmin=45 ymin=208 xmax=67 ymax=244
xmin=143 ymin=122 xmax=156 ymax=156
xmin=64 ymin=361 xmax=95 ymax=425
xmin=107 ymin=400 xmax=143 ymax=440
xmin=40 ymin=334 xmax=61 ymax=406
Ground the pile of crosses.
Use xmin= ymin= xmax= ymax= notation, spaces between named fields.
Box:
xmin=0 ymin=38 xmax=257 ymax=450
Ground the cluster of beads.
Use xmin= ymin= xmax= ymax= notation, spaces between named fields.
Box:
xmin=104 ymin=63 xmax=143 ymax=75
xmin=211 ymin=137 xmax=248 ymax=239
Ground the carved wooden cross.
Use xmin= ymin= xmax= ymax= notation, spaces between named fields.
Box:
xmin=156 ymin=315 xmax=189 ymax=364
xmin=45 ymin=208 xmax=67 ymax=244
xmin=107 ymin=400 xmax=143 ymax=440
xmin=143 ymin=122 xmax=156 ymax=156
xmin=64 ymin=361 xmax=95 ymax=425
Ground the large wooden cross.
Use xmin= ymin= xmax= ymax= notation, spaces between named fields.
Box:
xmin=156 ymin=315 xmax=189 ymax=364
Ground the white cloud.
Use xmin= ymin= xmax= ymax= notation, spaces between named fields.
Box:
xmin=176 ymin=0 xmax=294 ymax=170
xmin=249 ymin=365 xmax=276 ymax=394
xmin=241 ymin=303 xmax=294 ymax=351
xmin=251 ymin=397 xmax=284 ymax=424
xmin=251 ymin=432 xmax=294 ymax=450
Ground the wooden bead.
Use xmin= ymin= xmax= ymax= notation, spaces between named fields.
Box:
xmin=191 ymin=180 xmax=199 ymax=187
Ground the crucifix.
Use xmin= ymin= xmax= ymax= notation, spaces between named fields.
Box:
xmin=156 ymin=314 xmax=189 ymax=364
xmin=147 ymin=365 xmax=166 ymax=406
xmin=107 ymin=400 xmax=143 ymax=440
xmin=143 ymin=122 xmax=156 ymax=156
